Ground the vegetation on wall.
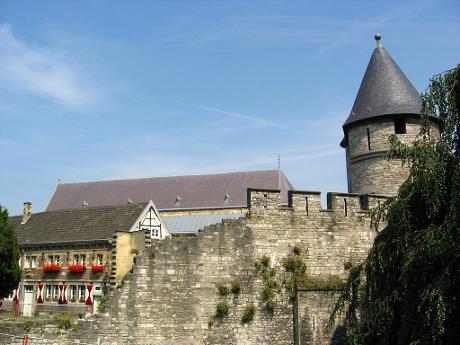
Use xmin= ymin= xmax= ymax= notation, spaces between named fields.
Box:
xmin=330 ymin=66 xmax=460 ymax=345
xmin=255 ymin=246 xmax=345 ymax=317
xmin=241 ymin=303 xmax=256 ymax=324
xmin=0 ymin=206 xmax=21 ymax=299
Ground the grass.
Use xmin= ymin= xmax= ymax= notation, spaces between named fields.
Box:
xmin=230 ymin=279 xmax=241 ymax=295
xmin=215 ymin=302 xmax=230 ymax=318
xmin=217 ymin=283 xmax=230 ymax=296
xmin=241 ymin=303 xmax=256 ymax=324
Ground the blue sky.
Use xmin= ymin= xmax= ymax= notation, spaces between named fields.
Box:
xmin=1 ymin=0 xmax=459 ymax=216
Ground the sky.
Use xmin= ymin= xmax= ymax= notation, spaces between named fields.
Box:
xmin=1 ymin=0 xmax=459 ymax=216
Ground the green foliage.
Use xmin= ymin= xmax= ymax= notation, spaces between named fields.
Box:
xmin=331 ymin=66 xmax=460 ymax=345
xmin=241 ymin=303 xmax=256 ymax=324
xmin=23 ymin=320 xmax=33 ymax=332
xmin=230 ymin=279 xmax=241 ymax=295
xmin=0 ymin=206 xmax=21 ymax=299
xmin=53 ymin=313 xmax=75 ymax=330
xmin=265 ymin=299 xmax=277 ymax=314
xmin=215 ymin=302 xmax=230 ymax=318
xmin=97 ymin=293 xmax=110 ymax=313
xmin=260 ymin=255 xmax=271 ymax=267
xmin=303 ymin=275 xmax=344 ymax=291
xmin=217 ymin=283 xmax=230 ymax=296
xmin=258 ymin=262 xmax=279 ymax=313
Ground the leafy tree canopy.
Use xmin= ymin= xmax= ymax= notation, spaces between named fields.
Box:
xmin=331 ymin=65 xmax=460 ymax=345
xmin=0 ymin=206 xmax=21 ymax=299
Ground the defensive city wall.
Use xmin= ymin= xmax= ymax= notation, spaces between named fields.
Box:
xmin=59 ymin=188 xmax=385 ymax=345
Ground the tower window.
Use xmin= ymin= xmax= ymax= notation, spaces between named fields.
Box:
xmin=366 ymin=128 xmax=371 ymax=150
xmin=394 ymin=118 xmax=406 ymax=134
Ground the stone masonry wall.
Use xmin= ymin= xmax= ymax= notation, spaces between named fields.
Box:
xmin=346 ymin=117 xmax=440 ymax=195
xmin=65 ymin=189 xmax=381 ymax=345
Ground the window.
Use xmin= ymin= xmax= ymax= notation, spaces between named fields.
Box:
xmin=47 ymin=255 xmax=60 ymax=264
xmin=151 ymin=228 xmax=160 ymax=239
xmin=366 ymin=128 xmax=371 ymax=150
xmin=96 ymin=254 xmax=103 ymax=266
xmin=70 ymin=285 xmax=77 ymax=301
xmin=46 ymin=285 xmax=52 ymax=300
xmin=25 ymin=285 xmax=34 ymax=292
xmin=24 ymin=256 xmax=36 ymax=269
xmin=73 ymin=254 xmax=86 ymax=265
xmin=30 ymin=256 xmax=36 ymax=268
xmin=52 ymin=285 xmax=59 ymax=299
xmin=78 ymin=285 xmax=86 ymax=302
xmin=394 ymin=118 xmax=406 ymax=134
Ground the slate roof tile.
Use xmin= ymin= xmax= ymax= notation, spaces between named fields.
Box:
xmin=13 ymin=203 xmax=147 ymax=246
xmin=46 ymin=170 xmax=294 ymax=211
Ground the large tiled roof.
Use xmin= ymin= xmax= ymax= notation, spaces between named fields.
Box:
xmin=46 ymin=170 xmax=294 ymax=211
xmin=13 ymin=203 xmax=147 ymax=246
xmin=343 ymin=44 xmax=422 ymax=130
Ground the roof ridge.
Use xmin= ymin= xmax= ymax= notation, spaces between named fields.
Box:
xmin=27 ymin=201 xmax=148 ymax=217
xmin=56 ymin=169 xmax=284 ymax=186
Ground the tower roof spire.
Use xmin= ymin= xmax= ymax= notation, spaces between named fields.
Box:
xmin=343 ymin=34 xmax=422 ymax=130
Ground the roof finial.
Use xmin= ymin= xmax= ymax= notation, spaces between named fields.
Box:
xmin=277 ymin=154 xmax=281 ymax=170
xmin=374 ymin=33 xmax=382 ymax=47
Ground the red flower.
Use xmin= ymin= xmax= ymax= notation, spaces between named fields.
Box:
xmin=68 ymin=264 xmax=86 ymax=273
xmin=42 ymin=263 xmax=61 ymax=272
xmin=91 ymin=265 xmax=105 ymax=273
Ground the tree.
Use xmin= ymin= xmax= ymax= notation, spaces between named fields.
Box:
xmin=330 ymin=65 xmax=460 ymax=345
xmin=0 ymin=206 xmax=21 ymax=299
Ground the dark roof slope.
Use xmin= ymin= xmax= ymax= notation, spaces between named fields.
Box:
xmin=9 ymin=215 xmax=22 ymax=228
xmin=14 ymin=203 xmax=147 ymax=246
xmin=343 ymin=44 xmax=422 ymax=130
xmin=46 ymin=170 xmax=294 ymax=211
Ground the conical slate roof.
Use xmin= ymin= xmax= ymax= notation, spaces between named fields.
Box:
xmin=343 ymin=44 xmax=421 ymax=129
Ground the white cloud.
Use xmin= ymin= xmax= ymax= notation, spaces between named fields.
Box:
xmin=0 ymin=23 xmax=96 ymax=107
xmin=159 ymin=99 xmax=286 ymax=129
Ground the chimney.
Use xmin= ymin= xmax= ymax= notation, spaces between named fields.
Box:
xmin=22 ymin=202 xmax=32 ymax=224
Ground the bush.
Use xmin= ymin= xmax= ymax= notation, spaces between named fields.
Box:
xmin=241 ymin=303 xmax=256 ymax=324
xmin=217 ymin=283 xmax=230 ymax=296
xmin=230 ymin=279 xmax=241 ymax=295
xmin=215 ymin=302 xmax=230 ymax=318
xmin=53 ymin=313 xmax=75 ymax=330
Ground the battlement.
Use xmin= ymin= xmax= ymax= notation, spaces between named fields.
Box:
xmin=247 ymin=188 xmax=387 ymax=216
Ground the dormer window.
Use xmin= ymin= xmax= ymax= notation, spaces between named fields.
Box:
xmin=175 ymin=195 xmax=181 ymax=206
xmin=224 ymin=193 xmax=230 ymax=205
xmin=394 ymin=118 xmax=406 ymax=134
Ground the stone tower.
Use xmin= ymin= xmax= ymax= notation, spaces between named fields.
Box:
xmin=341 ymin=35 xmax=440 ymax=196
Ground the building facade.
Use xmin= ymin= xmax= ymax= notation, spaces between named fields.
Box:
xmin=4 ymin=200 xmax=168 ymax=316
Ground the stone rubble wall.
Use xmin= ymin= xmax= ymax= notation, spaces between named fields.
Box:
xmin=64 ymin=189 xmax=379 ymax=345
xmin=346 ymin=117 xmax=439 ymax=196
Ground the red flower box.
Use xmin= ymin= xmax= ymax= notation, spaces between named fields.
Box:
xmin=68 ymin=264 xmax=86 ymax=273
xmin=91 ymin=265 xmax=105 ymax=273
xmin=42 ymin=263 xmax=61 ymax=272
